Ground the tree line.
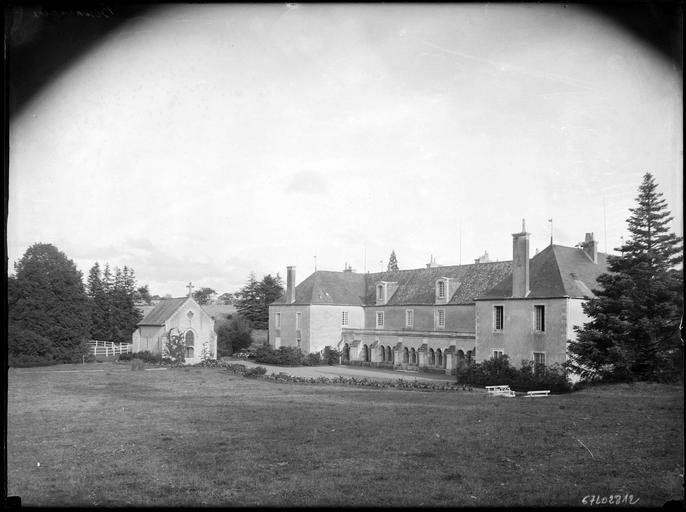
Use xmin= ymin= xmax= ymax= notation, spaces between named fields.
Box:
xmin=8 ymin=245 xmax=145 ymax=366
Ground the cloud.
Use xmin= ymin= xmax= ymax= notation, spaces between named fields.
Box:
xmin=284 ymin=169 xmax=328 ymax=195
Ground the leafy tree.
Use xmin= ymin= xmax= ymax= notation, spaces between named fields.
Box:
xmin=192 ymin=287 xmax=217 ymax=305
xmin=567 ymin=173 xmax=683 ymax=382
xmin=135 ymin=285 xmax=152 ymax=304
xmin=216 ymin=317 xmax=254 ymax=356
xmin=387 ymin=250 xmax=399 ymax=272
xmin=234 ymin=273 xmax=284 ymax=329
xmin=8 ymin=243 xmax=92 ymax=363
xmin=217 ymin=292 xmax=236 ymax=305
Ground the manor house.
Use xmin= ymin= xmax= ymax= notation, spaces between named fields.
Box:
xmin=268 ymin=223 xmax=608 ymax=374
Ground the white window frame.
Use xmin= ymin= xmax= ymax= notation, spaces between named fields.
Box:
xmin=405 ymin=309 xmax=414 ymax=328
xmin=295 ymin=312 xmax=302 ymax=330
xmin=437 ymin=280 xmax=446 ymax=299
xmin=533 ymin=352 xmax=546 ymax=366
xmin=275 ymin=312 xmax=281 ymax=329
xmin=493 ymin=349 xmax=504 ymax=359
xmin=534 ymin=305 xmax=545 ymax=333
xmin=342 ymin=310 xmax=349 ymax=327
xmin=376 ymin=311 xmax=385 ymax=328
xmin=377 ymin=284 xmax=385 ymax=302
xmin=493 ymin=305 xmax=504 ymax=332
xmin=437 ymin=308 xmax=446 ymax=328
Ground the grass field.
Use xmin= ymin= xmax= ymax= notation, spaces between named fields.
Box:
xmin=7 ymin=363 xmax=684 ymax=507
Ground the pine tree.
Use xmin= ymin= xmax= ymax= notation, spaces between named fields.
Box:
xmin=87 ymin=262 xmax=109 ymax=341
xmin=8 ymin=243 xmax=92 ymax=363
xmin=568 ymin=173 xmax=683 ymax=382
xmin=234 ymin=272 xmax=284 ymax=329
xmin=234 ymin=272 xmax=261 ymax=327
xmin=387 ymin=250 xmax=399 ymax=272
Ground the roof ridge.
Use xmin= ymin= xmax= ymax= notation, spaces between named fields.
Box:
xmin=547 ymin=245 xmax=571 ymax=295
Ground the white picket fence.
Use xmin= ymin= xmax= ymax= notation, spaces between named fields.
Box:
xmin=88 ymin=340 xmax=133 ymax=357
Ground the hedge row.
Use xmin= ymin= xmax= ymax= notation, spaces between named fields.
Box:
xmin=119 ymin=351 xmax=169 ymax=365
xmin=253 ymin=346 xmax=341 ymax=366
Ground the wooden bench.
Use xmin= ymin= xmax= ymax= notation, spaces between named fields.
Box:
xmin=525 ymin=390 xmax=550 ymax=398
xmin=486 ymin=385 xmax=515 ymax=397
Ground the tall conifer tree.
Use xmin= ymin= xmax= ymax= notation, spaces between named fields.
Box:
xmin=387 ymin=250 xmax=399 ymax=272
xmin=568 ymin=173 xmax=683 ymax=382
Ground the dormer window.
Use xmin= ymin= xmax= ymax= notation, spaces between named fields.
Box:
xmin=377 ymin=284 xmax=385 ymax=302
xmin=437 ymin=280 xmax=446 ymax=299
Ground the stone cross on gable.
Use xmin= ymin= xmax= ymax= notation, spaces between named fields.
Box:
xmin=186 ymin=282 xmax=194 ymax=297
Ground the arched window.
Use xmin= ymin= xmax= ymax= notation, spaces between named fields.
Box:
xmin=362 ymin=344 xmax=369 ymax=362
xmin=185 ymin=330 xmax=195 ymax=359
xmin=380 ymin=346 xmax=385 ymax=362
xmin=437 ymin=349 xmax=443 ymax=367
xmin=410 ymin=348 xmax=417 ymax=365
xmin=387 ymin=346 xmax=393 ymax=363
xmin=343 ymin=343 xmax=350 ymax=362
xmin=403 ymin=347 xmax=409 ymax=363
xmin=428 ymin=349 xmax=435 ymax=366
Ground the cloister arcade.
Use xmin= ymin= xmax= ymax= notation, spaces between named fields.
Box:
xmin=340 ymin=339 xmax=474 ymax=374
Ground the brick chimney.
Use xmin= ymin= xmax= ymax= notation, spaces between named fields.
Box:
xmin=512 ymin=219 xmax=530 ymax=298
xmin=286 ymin=266 xmax=296 ymax=303
xmin=582 ymin=233 xmax=598 ymax=263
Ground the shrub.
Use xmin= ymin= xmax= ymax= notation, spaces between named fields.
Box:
xmin=216 ymin=316 xmax=254 ymax=357
xmin=131 ymin=359 xmax=145 ymax=371
xmin=254 ymin=345 xmax=305 ymax=365
xmin=303 ymin=352 xmax=322 ymax=366
xmin=128 ymin=351 xmax=164 ymax=365
xmin=244 ymin=366 xmax=267 ymax=377
xmin=455 ymin=355 xmax=572 ymax=393
xmin=164 ymin=329 xmax=186 ymax=364
xmin=227 ymin=363 xmax=247 ymax=374
xmin=8 ymin=325 xmax=55 ymax=367
xmin=322 ymin=346 xmax=341 ymax=365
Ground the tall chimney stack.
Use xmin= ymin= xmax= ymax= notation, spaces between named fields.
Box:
xmin=512 ymin=219 xmax=530 ymax=298
xmin=286 ymin=266 xmax=296 ymax=303
xmin=582 ymin=233 xmax=598 ymax=263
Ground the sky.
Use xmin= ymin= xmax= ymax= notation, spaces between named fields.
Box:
xmin=8 ymin=4 xmax=683 ymax=297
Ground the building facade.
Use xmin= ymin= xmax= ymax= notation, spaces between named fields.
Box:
xmin=475 ymin=229 xmax=607 ymax=369
xmin=131 ymin=296 xmax=217 ymax=364
xmin=269 ymin=226 xmax=608 ymax=376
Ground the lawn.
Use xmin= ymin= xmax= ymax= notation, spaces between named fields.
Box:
xmin=6 ymin=363 xmax=684 ymax=507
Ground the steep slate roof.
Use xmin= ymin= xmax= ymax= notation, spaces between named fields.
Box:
xmin=478 ymin=244 xmax=609 ymax=299
xmin=138 ymin=297 xmax=189 ymax=326
xmin=272 ymin=262 xmax=513 ymax=306
xmin=272 ymin=271 xmax=367 ymax=305
xmin=364 ymin=262 xmax=513 ymax=305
